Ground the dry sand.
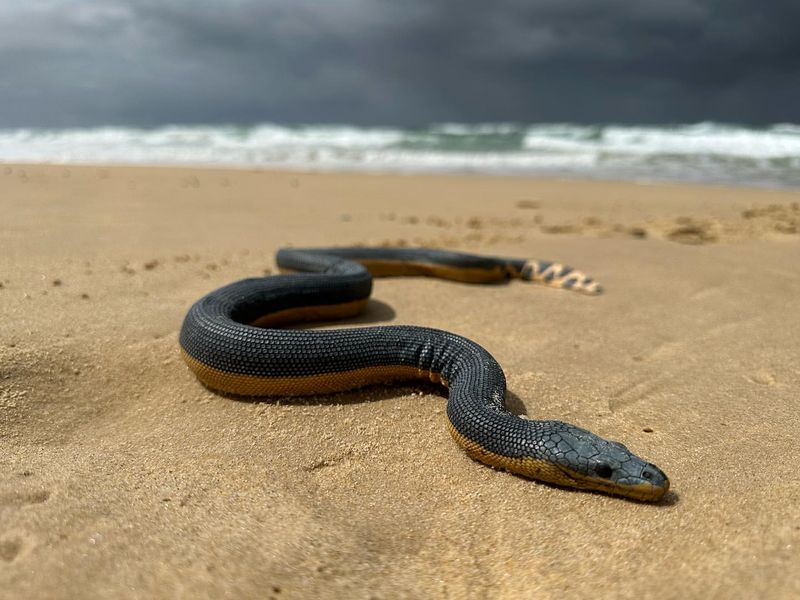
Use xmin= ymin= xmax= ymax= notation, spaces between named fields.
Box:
xmin=1 ymin=164 xmax=799 ymax=599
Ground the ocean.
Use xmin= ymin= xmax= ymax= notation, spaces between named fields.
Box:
xmin=1 ymin=122 xmax=799 ymax=189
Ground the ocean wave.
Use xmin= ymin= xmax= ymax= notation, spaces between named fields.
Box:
xmin=0 ymin=122 xmax=798 ymax=188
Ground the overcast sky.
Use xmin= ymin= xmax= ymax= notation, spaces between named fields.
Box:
xmin=1 ymin=0 xmax=798 ymax=128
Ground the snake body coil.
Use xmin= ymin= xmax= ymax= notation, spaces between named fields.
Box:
xmin=180 ymin=247 xmax=669 ymax=501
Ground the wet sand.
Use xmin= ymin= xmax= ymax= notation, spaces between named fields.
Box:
xmin=1 ymin=164 xmax=799 ymax=599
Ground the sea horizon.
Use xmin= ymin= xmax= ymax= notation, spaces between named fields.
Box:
xmin=2 ymin=121 xmax=799 ymax=190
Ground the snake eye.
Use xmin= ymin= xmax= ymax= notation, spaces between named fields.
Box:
xmin=595 ymin=463 xmax=613 ymax=479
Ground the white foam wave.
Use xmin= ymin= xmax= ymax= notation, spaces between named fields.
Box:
xmin=1 ymin=122 xmax=798 ymax=187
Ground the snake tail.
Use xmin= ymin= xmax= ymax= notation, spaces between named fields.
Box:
xmin=519 ymin=259 xmax=603 ymax=294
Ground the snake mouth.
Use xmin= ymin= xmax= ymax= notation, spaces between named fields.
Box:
xmin=617 ymin=480 xmax=669 ymax=502
xmin=555 ymin=465 xmax=669 ymax=502
xmin=604 ymin=478 xmax=669 ymax=502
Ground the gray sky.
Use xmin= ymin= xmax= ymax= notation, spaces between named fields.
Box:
xmin=1 ymin=0 xmax=798 ymax=128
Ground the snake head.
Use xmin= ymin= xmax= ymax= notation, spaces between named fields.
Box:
xmin=536 ymin=422 xmax=670 ymax=502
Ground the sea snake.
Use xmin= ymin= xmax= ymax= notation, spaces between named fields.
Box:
xmin=180 ymin=247 xmax=669 ymax=501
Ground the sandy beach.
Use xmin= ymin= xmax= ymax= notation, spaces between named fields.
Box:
xmin=1 ymin=164 xmax=799 ymax=599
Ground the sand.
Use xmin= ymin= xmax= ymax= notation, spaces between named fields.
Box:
xmin=1 ymin=164 xmax=799 ymax=599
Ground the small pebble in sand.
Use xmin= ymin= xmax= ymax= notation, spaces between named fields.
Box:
xmin=52 ymin=279 xmax=62 ymax=286
xmin=143 ymin=259 xmax=159 ymax=270
xmin=643 ymin=427 xmax=654 ymax=433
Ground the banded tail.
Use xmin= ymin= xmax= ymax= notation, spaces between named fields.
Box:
xmin=518 ymin=260 xmax=603 ymax=295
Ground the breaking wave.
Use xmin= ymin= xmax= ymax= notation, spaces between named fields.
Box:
xmin=1 ymin=122 xmax=799 ymax=188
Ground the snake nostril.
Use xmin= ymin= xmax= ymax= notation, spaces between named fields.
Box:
xmin=642 ymin=470 xmax=653 ymax=480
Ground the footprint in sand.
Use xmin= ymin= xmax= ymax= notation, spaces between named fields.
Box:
xmin=302 ymin=452 xmax=353 ymax=472
xmin=667 ymin=224 xmax=718 ymax=245
xmin=689 ymin=285 xmax=724 ymax=301
xmin=0 ymin=537 xmax=24 ymax=563
xmin=609 ymin=377 xmax=667 ymax=412
xmin=0 ymin=482 xmax=50 ymax=562
xmin=632 ymin=340 xmax=684 ymax=363
xmin=0 ymin=487 xmax=51 ymax=508
xmin=745 ymin=370 xmax=776 ymax=386
xmin=515 ymin=199 xmax=540 ymax=210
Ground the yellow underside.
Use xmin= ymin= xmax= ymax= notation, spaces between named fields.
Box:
xmin=280 ymin=260 xmax=516 ymax=283
xmin=183 ymin=297 xmax=447 ymax=395
xmin=181 ymin=348 xmax=446 ymax=397
xmin=447 ymin=421 xmax=576 ymax=487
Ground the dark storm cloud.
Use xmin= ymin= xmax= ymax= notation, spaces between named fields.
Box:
xmin=1 ymin=0 xmax=798 ymax=127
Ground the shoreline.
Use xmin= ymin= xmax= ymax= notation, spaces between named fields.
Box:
xmin=4 ymin=159 xmax=800 ymax=192
xmin=2 ymin=164 xmax=799 ymax=598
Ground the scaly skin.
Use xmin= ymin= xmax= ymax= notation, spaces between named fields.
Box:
xmin=180 ymin=247 xmax=669 ymax=501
